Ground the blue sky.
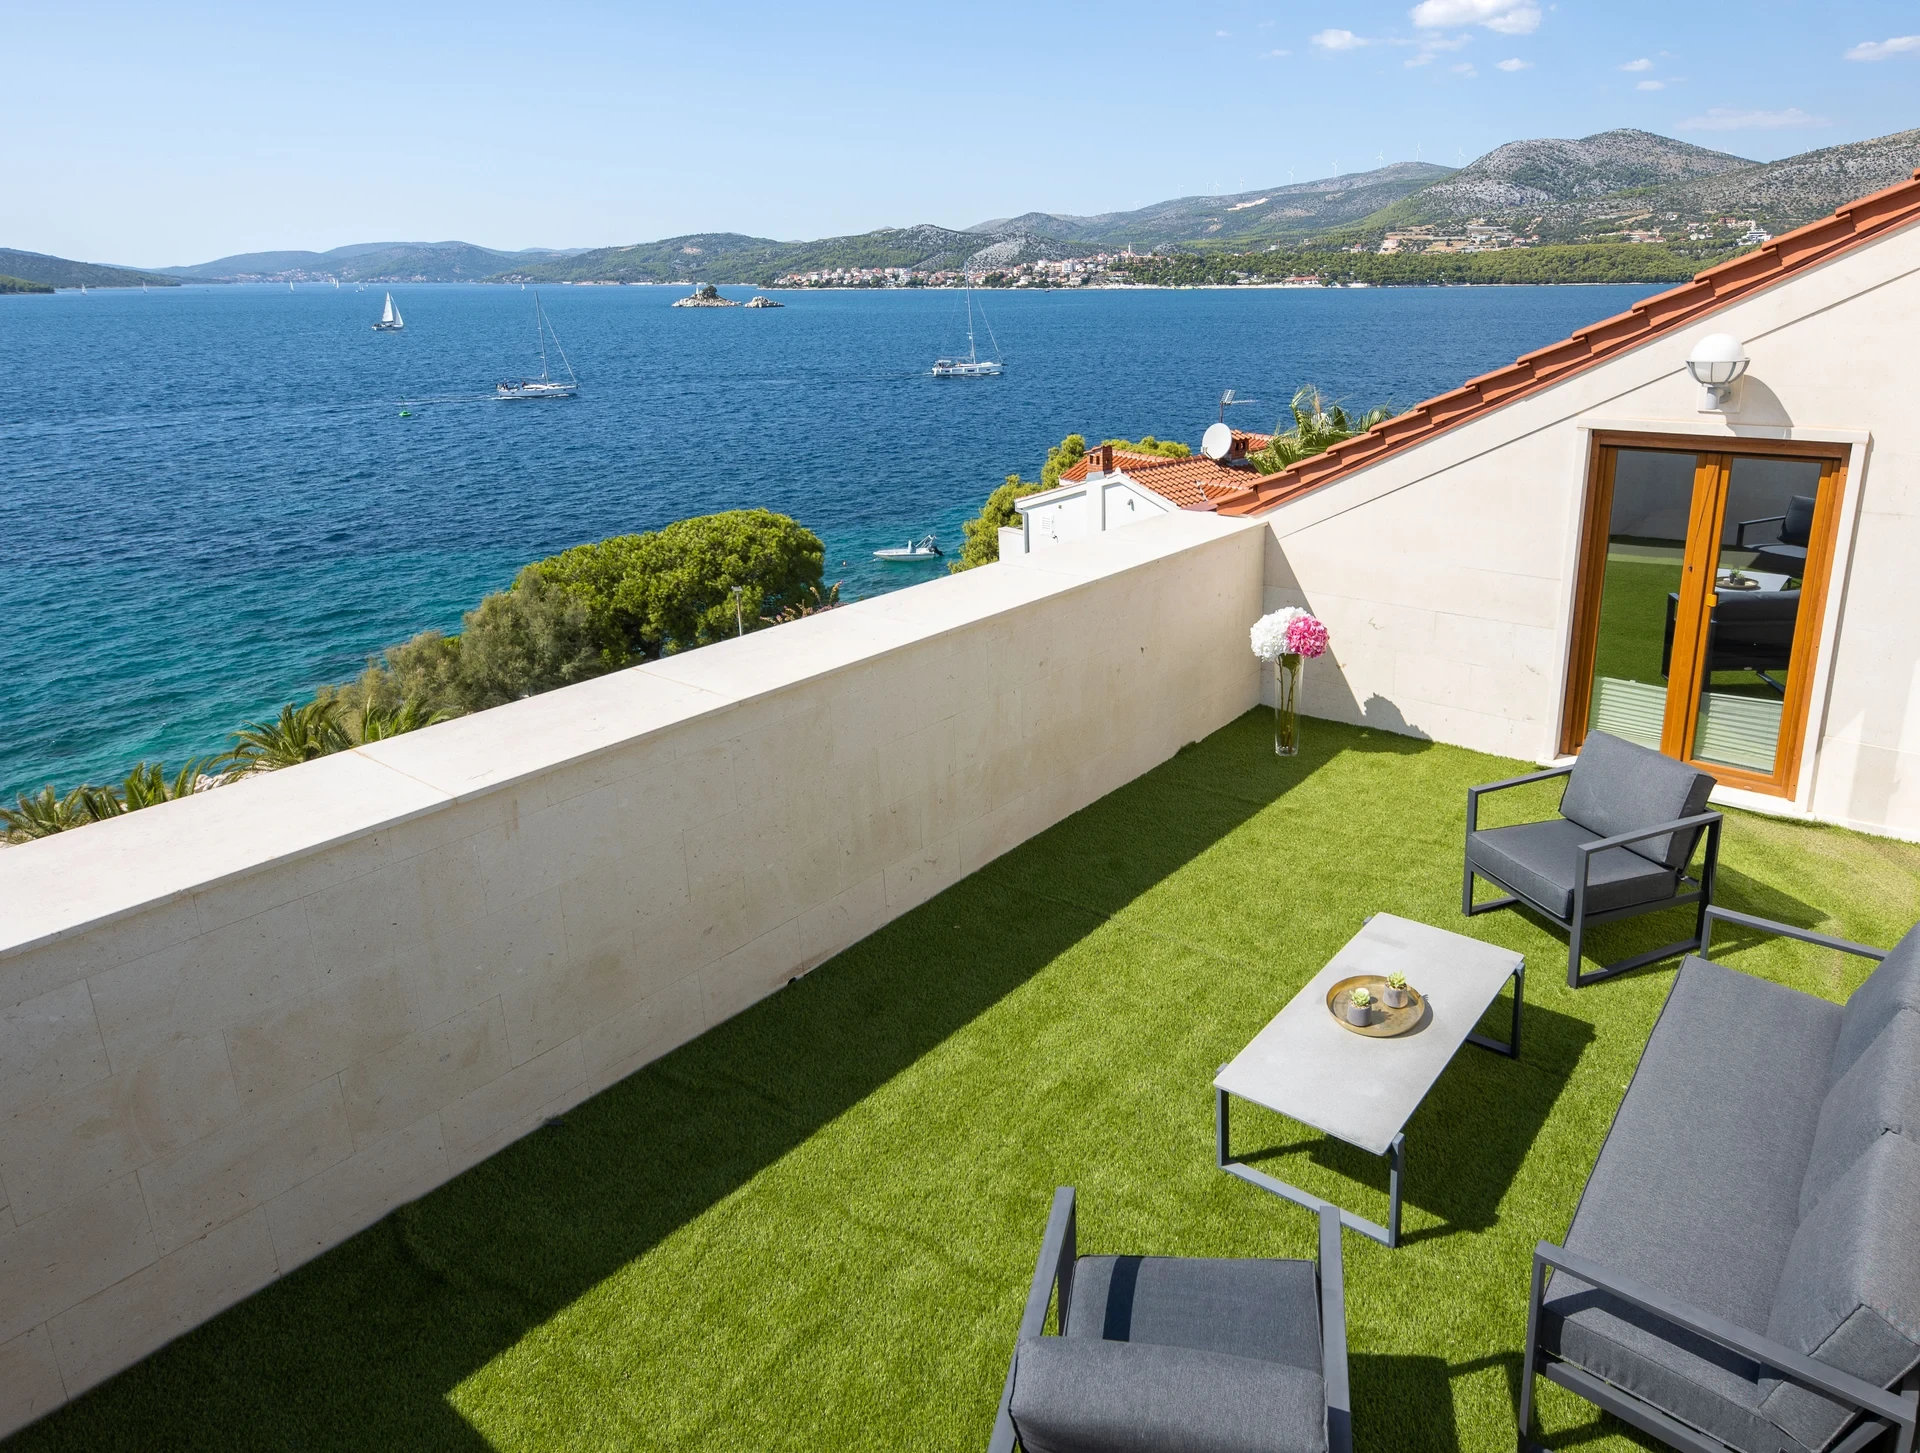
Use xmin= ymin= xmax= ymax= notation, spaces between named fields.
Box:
xmin=3 ymin=2 xmax=1915 ymax=265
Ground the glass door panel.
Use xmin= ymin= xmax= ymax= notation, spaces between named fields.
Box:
xmin=1585 ymin=449 xmax=1701 ymax=750
xmin=1687 ymin=457 xmax=1828 ymax=775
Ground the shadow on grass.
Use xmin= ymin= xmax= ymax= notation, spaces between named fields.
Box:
xmin=1233 ymin=993 xmax=1594 ymax=1243
xmin=1352 ymin=1353 xmax=1461 ymax=1451
xmin=9 ymin=710 xmax=1422 ymax=1451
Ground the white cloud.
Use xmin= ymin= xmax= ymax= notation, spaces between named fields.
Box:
xmin=1216 ymin=28 xmax=1230 ymax=36
xmin=1452 ymin=62 xmax=1477 ymax=75
xmin=1423 ymin=32 xmax=1470 ymax=49
xmin=1620 ymin=57 xmax=1654 ymax=71
xmin=1679 ymin=106 xmax=1831 ymax=131
xmin=1845 ymin=34 xmax=1920 ymax=61
xmin=1409 ymin=0 xmax=1540 ymax=35
xmin=1406 ymin=51 xmax=1435 ymax=66
xmin=1496 ymin=57 xmax=1531 ymax=70
xmin=1312 ymin=27 xmax=1371 ymax=49
xmin=1637 ymin=79 xmax=1665 ymax=90
xmin=1258 ymin=47 xmax=1293 ymax=58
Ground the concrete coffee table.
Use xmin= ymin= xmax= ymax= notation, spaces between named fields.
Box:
xmin=1214 ymin=914 xmax=1524 ymax=1247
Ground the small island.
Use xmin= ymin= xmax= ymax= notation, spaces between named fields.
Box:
xmin=671 ymin=283 xmax=738 ymax=308
xmin=744 ymin=294 xmax=783 ymax=308
xmin=0 ymin=274 xmax=54 ymax=295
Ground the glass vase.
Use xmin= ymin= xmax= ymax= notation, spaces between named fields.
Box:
xmin=1274 ymin=653 xmax=1303 ymax=757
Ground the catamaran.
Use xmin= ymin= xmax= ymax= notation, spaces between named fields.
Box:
xmin=931 ymin=283 xmax=1002 ymax=377
xmin=496 ymin=291 xmax=578 ymax=400
xmin=371 ymin=292 xmax=404 ymax=331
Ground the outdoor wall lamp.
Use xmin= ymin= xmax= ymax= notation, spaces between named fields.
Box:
xmin=1686 ymin=332 xmax=1750 ymax=413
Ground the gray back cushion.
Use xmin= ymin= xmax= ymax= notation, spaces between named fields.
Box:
xmin=1799 ymin=1009 xmax=1920 ymax=1221
xmin=1832 ymin=924 xmax=1920 ymax=1080
xmin=1010 ymin=1337 xmax=1328 ymax=1453
xmin=1761 ymin=1134 xmax=1920 ymax=1451
xmin=1561 ymin=731 xmax=1716 ymax=868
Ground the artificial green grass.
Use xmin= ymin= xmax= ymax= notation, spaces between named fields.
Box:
xmin=11 ymin=713 xmax=1917 ymax=1452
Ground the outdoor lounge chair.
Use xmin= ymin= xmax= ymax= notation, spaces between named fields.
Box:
xmin=1518 ymin=907 xmax=1920 ymax=1453
xmin=1739 ymin=494 xmax=1817 ymax=579
xmin=1464 ymin=730 xmax=1722 ymax=988
xmin=989 ymin=1189 xmax=1351 ymax=1453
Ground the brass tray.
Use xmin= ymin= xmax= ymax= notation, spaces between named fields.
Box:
xmin=1326 ymin=975 xmax=1427 ymax=1038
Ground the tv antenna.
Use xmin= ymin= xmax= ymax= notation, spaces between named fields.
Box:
xmin=1217 ymin=388 xmax=1260 ymax=423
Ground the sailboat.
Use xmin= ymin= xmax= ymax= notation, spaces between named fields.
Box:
xmin=496 ymin=291 xmax=577 ymax=400
xmin=371 ymin=292 xmax=404 ymax=331
xmin=931 ymin=282 xmax=1003 ymax=377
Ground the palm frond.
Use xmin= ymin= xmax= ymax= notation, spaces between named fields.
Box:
xmin=222 ymin=700 xmax=353 ymax=774
xmin=356 ymin=698 xmax=451 ymax=743
xmin=2 ymin=785 xmax=94 ymax=842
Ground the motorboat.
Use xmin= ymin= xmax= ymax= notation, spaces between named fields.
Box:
xmin=873 ymin=534 xmax=943 ymax=562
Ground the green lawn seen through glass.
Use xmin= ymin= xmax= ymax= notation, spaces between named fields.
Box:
xmin=10 ymin=712 xmax=1917 ymax=1452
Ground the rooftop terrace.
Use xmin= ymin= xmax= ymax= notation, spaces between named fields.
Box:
xmin=6 ymin=711 xmax=1913 ymax=1453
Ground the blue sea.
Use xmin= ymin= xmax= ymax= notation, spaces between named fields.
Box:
xmin=0 ymin=280 xmax=1661 ymax=799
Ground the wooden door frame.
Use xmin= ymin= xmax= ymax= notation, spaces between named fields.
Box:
xmin=1559 ymin=433 xmax=1851 ymax=799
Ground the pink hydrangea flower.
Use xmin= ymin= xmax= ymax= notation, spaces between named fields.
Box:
xmin=1283 ymin=614 xmax=1329 ymax=659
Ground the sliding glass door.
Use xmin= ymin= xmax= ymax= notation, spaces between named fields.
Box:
xmin=1564 ymin=441 xmax=1844 ymax=796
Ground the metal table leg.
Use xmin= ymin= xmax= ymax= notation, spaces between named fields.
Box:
xmin=1217 ymin=1082 xmax=1409 ymax=1248
xmin=1465 ymin=961 xmax=1524 ymax=1059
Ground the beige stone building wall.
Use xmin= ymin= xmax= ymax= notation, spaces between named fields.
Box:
xmin=1260 ymin=221 xmax=1920 ymax=837
xmin=0 ymin=512 xmax=1264 ymax=1435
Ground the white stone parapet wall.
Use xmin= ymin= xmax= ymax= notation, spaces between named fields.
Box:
xmin=0 ymin=512 xmax=1264 ymax=1434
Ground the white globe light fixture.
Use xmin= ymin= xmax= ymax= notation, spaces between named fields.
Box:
xmin=1686 ymin=332 xmax=1750 ymax=412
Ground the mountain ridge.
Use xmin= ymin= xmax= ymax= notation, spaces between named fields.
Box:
xmin=12 ymin=127 xmax=1916 ymax=290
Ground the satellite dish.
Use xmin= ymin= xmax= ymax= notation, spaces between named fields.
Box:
xmin=1202 ymin=421 xmax=1235 ymax=462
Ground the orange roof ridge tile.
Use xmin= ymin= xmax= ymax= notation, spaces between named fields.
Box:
xmin=1216 ymin=166 xmax=1920 ymax=517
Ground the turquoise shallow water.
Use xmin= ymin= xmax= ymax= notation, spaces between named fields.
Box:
xmin=0 ymin=281 xmax=1660 ymax=799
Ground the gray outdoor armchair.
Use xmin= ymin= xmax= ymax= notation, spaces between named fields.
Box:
xmin=1738 ymin=493 xmax=1817 ymax=579
xmin=1518 ymin=907 xmax=1920 ymax=1453
xmin=989 ymin=1188 xmax=1351 ymax=1453
xmin=1464 ymin=730 xmax=1722 ymax=988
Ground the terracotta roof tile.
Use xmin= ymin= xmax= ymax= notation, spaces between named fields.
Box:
xmin=1216 ymin=167 xmax=1920 ymax=517
xmin=1059 ymin=451 xmax=1256 ymax=509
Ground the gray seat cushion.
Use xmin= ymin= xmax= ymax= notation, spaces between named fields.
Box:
xmin=1009 ymin=1338 xmax=1327 ymax=1453
xmin=1831 ymin=925 xmax=1920 ymax=1079
xmin=1066 ymin=1255 xmax=1321 ymax=1368
xmin=1761 ymin=1133 xmax=1920 ymax=1451
xmin=1559 ymin=730 xmax=1717 ymax=869
xmin=1799 ymin=1009 xmax=1920 ymax=1220
xmin=1543 ymin=958 xmax=1841 ymax=1452
xmin=1468 ymin=818 xmax=1678 ymax=920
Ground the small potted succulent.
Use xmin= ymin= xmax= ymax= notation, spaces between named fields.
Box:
xmin=1383 ymin=972 xmax=1410 ymax=1009
xmin=1346 ymin=986 xmax=1373 ymax=1026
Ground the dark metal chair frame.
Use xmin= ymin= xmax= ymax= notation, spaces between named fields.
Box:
xmin=988 ymin=1188 xmax=1352 ymax=1453
xmin=1463 ymin=763 xmax=1723 ymax=989
xmin=1517 ymin=907 xmax=1915 ymax=1453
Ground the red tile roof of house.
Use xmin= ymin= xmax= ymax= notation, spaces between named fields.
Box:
xmin=1214 ymin=167 xmax=1920 ymax=517
xmin=1059 ymin=451 xmax=1256 ymax=509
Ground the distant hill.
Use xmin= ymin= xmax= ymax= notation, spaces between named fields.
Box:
xmin=1355 ymin=127 xmax=1920 ymax=244
xmin=971 ymin=162 xmax=1456 ymax=249
xmin=0 ymin=248 xmax=180 ymax=289
xmin=132 ymin=126 xmax=1920 ymax=290
xmin=0 ymin=274 xmax=55 ymax=294
xmin=1634 ymin=128 xmax=1920 ymax=235
xmin=1387 ymin=130 xmax=1750 ymax=222
xmin=492 ymin=224 xmax=1085 ymax=285
xmin=159 ymin=240 xmax=582 ymax=284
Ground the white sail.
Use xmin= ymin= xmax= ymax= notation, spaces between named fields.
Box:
xmin=381 ymin=293 xmax=396 ymax=325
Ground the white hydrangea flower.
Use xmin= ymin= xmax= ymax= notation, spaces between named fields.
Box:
xmin=1250 ymin=607 xmax=1308 ymax=661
